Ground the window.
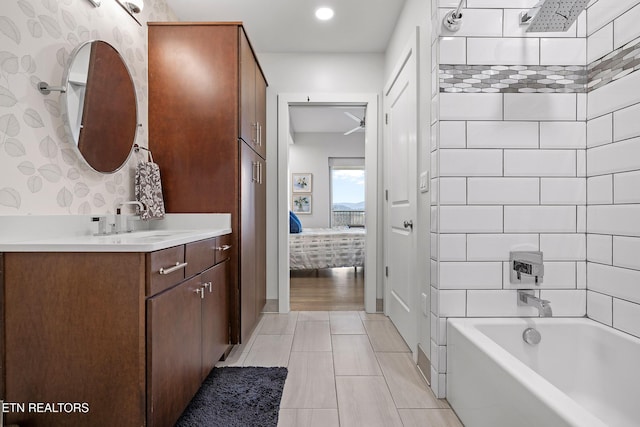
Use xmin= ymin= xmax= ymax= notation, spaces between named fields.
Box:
xmin=330 ymin=158 xmax=365 ymax=227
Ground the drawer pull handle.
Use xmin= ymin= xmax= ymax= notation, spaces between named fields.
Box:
xmin=159 ymin=262 xmax=188 ymax=275
xmin=216 ymin=245 xmax=231 ymax=252
xmin=195 ymin=287 xmax=205 ymax=299
xmin=205 ymin=281 xmax=212 ymax=293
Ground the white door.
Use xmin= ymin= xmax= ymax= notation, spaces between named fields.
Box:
xmin=384 ymin=33 xmax=418 ymax=353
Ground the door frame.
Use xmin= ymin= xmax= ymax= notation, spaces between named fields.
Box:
xmin=277 ymin=93 xmax=379 ymax=313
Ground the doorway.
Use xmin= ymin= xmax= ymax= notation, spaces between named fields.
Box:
xmin=287 ymin=115 xmax=366 ymax=311
xmin=277 ymin=93 xmax=379 ymax=313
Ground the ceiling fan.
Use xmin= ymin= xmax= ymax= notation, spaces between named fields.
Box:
xmin=344 ymin=111 xmax=365 ymax=135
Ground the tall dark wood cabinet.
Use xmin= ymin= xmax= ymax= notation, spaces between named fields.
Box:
xmin=148 ymin=22 xmax=267 ymax=343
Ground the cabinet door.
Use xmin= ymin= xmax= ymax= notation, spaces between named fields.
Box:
xmin=254 ymin=70 xmax=267 ymax=158
xmin=4 ymin=252 xmax=146 ymax=427
xmin=147 ymin=276 xmax=203 ymax=427
xmin=256 ymin=158 xmax=267 ymax=314
xmin=240 ymin=141 xmax=257 ymax=341
xmin=148 ymin=24 xmax=239 ymax=213
xmin=239 ymin=28 xmax=256 ymax=148
xmin=201 ymin=261 xmax=229 ymax=379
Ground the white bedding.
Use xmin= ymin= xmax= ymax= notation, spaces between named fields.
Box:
xmin=289 ymin=227 xmax=365 ymax=270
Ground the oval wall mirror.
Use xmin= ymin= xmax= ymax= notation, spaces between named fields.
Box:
xmin=62 ymin=40 xmax=138 ymax=173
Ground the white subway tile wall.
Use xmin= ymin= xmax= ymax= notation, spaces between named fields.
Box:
xmin=613 ymin=236 xmax=640 ymax=270
xmin=588 ymin=69 xmax=640 ymax=118
xmin=466 ymin=290 xmax=539 ymax=317
xmin=503 ymin=149 xmax=577 ymax=176
xmin=613 ymin=3 xmax=640 ymax=49
xmin=614 ymin=171 xmax=640 ymax=203
xmin=467 ymin=178 xmax=539 ymax=205
xmin=467 ymin=121 xmax=538 ymax=148
xmin=432 ymin=0 xmax=640 ymax=399
xmin=614 ymin=102 xmax=640 ymax=141
xmin=540 ymin=38 xmax=586 ymax=65
xmin=587 ymin=290 xmax=613 ymax=325
xmin=466 ymin=38 xmax=540 ymax=65
xmin=586 ymin=114 xmax=613 ymax=148
xmin=587 ymin=234 xmax=613 ymax=264
xmin=587 ymin=175 xmax=613 ymax=204
xmin=439 ymin=37 xmax=467 ymax=65
xmin=613 ymin=299 xmax=640 ymax=337
xmin=587 ymin=24 xmax=614 ymax=63
xmin=467 ymin=234 xmax=538 ymax=261
xmin=587 ymin=0 xmax=639 ymax=36
xmin=439 ymin=121 xmax=466 ymax=148
xmin=539 ymin=122 xmax=586 ymax=149
xmin=504 ymin=94 xmax=578 ymax=121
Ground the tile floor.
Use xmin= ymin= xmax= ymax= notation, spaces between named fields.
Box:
xmin=217 ymin=311 xmax=463 ymax=427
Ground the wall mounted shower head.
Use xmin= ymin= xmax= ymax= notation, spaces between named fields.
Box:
xmin=520 ymin=0 xmax=588 ymax=32
xmin=443 ymin=0 xmax=465 ymax=32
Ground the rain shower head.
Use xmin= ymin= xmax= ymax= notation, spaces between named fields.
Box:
xmin=520 ymin=0 xmax=588 ymax=32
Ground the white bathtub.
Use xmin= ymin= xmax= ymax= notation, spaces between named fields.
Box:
xmin=447 ymin=318 xmax=640 ymax=427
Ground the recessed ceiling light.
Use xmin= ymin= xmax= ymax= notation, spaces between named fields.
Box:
xmin=315 ymin=7 xmax=334 ymax=21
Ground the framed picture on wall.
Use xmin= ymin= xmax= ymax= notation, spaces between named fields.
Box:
xmin=292 ymin=194 xmax=312 ymax=215
xmin=292 ymin=173 xmax=312 ymax=193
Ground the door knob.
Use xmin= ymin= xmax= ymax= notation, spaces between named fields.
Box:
xmin=403 ymin=220 xmax=413 ymax=230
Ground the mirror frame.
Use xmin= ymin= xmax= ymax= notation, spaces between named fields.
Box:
xmin=60 ymin=39 xmax=139 ymax=174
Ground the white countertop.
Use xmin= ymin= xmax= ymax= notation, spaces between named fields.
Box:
xmin=0 ymin=214 xmax=231 ymax=252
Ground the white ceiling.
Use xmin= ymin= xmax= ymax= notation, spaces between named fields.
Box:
xmin=289 ymin=105 xmax=366 ymax=134
xmin=164 ymin=0 xmax=407 ymax=54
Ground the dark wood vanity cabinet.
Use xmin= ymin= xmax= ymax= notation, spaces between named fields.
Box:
xmin=149 ymin=22 xmax=267 ymax=343
xmin=1 ymin=234 xmax=230 ymax=427
xmin=146 ymin=260 xmax=228 ymax=427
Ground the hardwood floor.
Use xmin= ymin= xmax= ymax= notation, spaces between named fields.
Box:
xmin=290 ymin=267 xmax=364 ymax=311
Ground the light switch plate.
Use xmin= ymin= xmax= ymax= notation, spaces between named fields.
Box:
xmin=419 ymin=171 xmax=429 ymax=193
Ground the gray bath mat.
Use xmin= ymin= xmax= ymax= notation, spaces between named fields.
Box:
xmin=175 ymin=367 xmax=288 ymax=427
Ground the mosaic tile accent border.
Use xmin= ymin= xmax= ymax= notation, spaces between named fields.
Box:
xmin=439 ymin=65 xmax=587 ymax=93
xmin=439 ymin=37 xmax=640 ymax=94
xmin=588 ymin=37 xmax=640 ymax=91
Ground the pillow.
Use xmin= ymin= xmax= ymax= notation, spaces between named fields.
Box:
xmin=289 ymin=211 xmax=302 ymax=233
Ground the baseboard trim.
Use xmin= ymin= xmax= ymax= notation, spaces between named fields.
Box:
xmin=417 ymin=343 xmax=431 ymax=385
xmin=262 ymin=299 xmax=279 ymax=313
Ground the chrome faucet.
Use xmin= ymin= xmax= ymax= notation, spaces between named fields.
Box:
xmin=518 ymin=290 xmax=552 ymax=317
xmin=115 ymin=201 xmax=147 ymax=233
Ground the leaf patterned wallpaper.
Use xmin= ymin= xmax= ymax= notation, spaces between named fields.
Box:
xmin=0 ymin=0 xmax=176 ymax=215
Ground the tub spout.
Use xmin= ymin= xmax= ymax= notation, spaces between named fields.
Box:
xmin=518 ymin=290 xmax=552 ymax=317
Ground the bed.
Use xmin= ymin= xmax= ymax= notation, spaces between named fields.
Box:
xmin=289 ymin=227 xmax=365 ymax=270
